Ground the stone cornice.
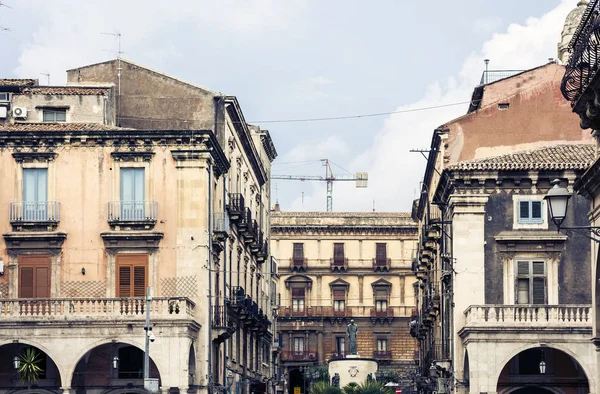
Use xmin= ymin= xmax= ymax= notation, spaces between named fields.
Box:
xmin=0 ymin=129 xmax=230 ymax=178
xmin=271 ymin=226 xmax=417 ymax=236
xmin=3 ymin=231 xmax=67 ymax=256
xmin=575 ymin=155 xmax=600 ymax=199
xmin=111 ymin=151 xmax=155 ymax=162
xmin=12 ymin=151 xmax=57 ymax=163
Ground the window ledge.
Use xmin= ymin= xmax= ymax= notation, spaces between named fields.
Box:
xmin=494 ymin=231 xmax=567 ymax=243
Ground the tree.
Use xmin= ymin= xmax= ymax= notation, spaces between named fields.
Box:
xmin=353 ymin=380 xmax=394 ymax=394
xmin=311 ymin=381 xmax=342 ymax=394
xmin=18 ymin=347 xmax=44 ymax=385
xmin=342 ymin=382 xmax=359 ymax=394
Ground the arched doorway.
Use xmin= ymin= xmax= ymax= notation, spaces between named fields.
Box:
xmin=0 ymin=343 xmax=62 ymax=392
xmin=70 ymin=342 xmax=161 ymax=392
xmin=497 ymin=347 xmax=589 ymax=394
xmin=288 ymin=369 xmax=305 ymax=394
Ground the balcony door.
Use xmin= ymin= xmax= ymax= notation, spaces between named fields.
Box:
xmin=23 ymin=168 xmax=48 ymax=221
xmin=19 ymin=256 xmax=51 ymax=298
xmin=117 ymin=254 xmax=148 ymax=297
xmin=121 ymin=168 xmax=145 ymax=220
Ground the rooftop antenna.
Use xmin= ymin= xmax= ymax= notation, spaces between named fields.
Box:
xmin=0 ymin=1 xmax=12 ymax=32
xmin=373 ymin=199 xmax=375 ymax=212
xmin=40 ymin=72 xmax=50 ymax=85
xmin=101 ymin=31 xmax=123 ymax=124
xmin=484 ymin=59 xmax=490 ymax=84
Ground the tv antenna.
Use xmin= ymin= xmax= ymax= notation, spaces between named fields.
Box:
xmin=101 ymin=31 xmax=124 ymax=95
xmin=40 ymin=72 xmax=50 ymax=85
xmin=272 ymin=159 xmax=368 ymax=212
xmin=0 ymin=1 xmax=12 ymax=32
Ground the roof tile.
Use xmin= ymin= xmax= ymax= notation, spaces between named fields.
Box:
xmin=0 ymin=79 xmax=37 ymax=87
xmin=19 ymin=86 xmax=110 ymax=95
xmin=0 ymin=123 xmax=132 ymax=131
xmin=447 ymin=143 xmax=595 ymax=171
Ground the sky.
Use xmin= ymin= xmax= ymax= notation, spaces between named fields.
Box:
xmin=0 ymin=0 xmax=576 ymax=212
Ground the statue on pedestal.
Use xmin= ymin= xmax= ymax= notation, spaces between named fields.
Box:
xmin=347 ymin=319 xmax=359 ymax=355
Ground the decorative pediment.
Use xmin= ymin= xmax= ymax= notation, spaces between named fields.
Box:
xmin=371 ymin=278 xmax=392 ymax=289
xmin=111 ymin=151 xmax=155 ymax=162
xmin=100 ymin=231 xmax=163 ymax=252
xmin=329 ymin=278 xmax=350 ymax=289
xmin=3 ymin=231 xmax=67 ymax=257
xmin=12 ymin=152 xmax=57 ymax=163
xmin=285 ymin=274 xmax=313 ymax=289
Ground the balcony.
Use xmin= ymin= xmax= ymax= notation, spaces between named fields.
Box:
xmin=463 ymin=305 xmax=592 ymax=328
xmin=107 ymin=200 xmax=158 ymax=229
xmin=370 ymin=308 xmax=394 ymax=321
xmin=373 ymin=258 xmax=391 ymax=272
xmin=0 ymin=297 xmax=195 ymax=320
xmin=280 ymin=350 xmax=318 ymax=362
xmin=561 ymin=0 xmax=600 ymax=129
xmin=372 ymin=350 xmax=392 ymax=360
xmin=330 ymin=352 xmax=346 ymax=360
xmin=226 ymin=193 xmax=245 ymax=222
xmin=212 ymin=212 xmax=230 ymax=252
xmin=330 ymin=257 xmax=348 ymax=272
xmin=9 ymin=201 xmax=60 ymax=231
xmin=290 ymin=257 xmax=307 ymax=272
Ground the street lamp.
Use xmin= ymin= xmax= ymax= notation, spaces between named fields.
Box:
xmin=12 ymin=356 xmax=20 ymax=370
xmin=544 ymin=179 xmax=600 ymax=241
xmin=539 ymin=349 xmax=546 ymax=374
xmin=112 ymin=356 xmax=120 ymax=369
xmin=227 ymin=372 xmax=235 ymax=388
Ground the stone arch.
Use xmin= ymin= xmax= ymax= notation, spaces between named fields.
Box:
xmin=493 ymin=343 xmax=592 ymax=387
xmin=188 ymin=343 xmax=196 ymax=386
xmin=0 ymin=340 xmax=66 ymax=389
xmin=100 ymin=388 xmax=149 ymax=394
xmin=495 ymin=345 xmax=589 ymax=394
xmin=65 ymin=338 xmax=165 ymax=384
xmin=68 ymin=340 xmax=162 ymax=391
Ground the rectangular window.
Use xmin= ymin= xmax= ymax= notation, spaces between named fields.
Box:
xmin=376 ymin=243 xmax=387 ymax=265
xmin=0 ymin=92 xmax=9 ymax=102
xmin=293 ymin=337 xmax=304 ymax=353
xmin=518 ymin=200 xmax=543 ymax=224
xmin=23 ymin=168 xmax=48 ymax=221
xmin=515 ymin=260 xmax=546 ymax=304
xmin=336 ymin=337 xmax=345 ymax=355
xmin=334 ymin=243 xmax=345 ymax=265
xmin=293 ymin=243 xmax=304 ymax=266
xmin=333 ymin=289 xmax=345 ymax=312
xmin=292 ymin=288 xmax=305 ymax=313
xmin=376 ymin=300 xmax=388 ymax=312
xmin=120 ymin=168 xmax=145 ymax=220
xmin=19 ymin=255 xmax=51 ymax=298
xmin=377 ymin=338 xmax=388 ymax=351
xmin=117 ymin=254 xmax=148 ymax=297
xmin=42 ymin=108 xmax=67 ymax=122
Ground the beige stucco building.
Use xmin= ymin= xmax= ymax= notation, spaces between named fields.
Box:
xmin=270 ymin=211 xmax=418 ymax=394
xmin=0 ymin=61 xmax=278 ymax=394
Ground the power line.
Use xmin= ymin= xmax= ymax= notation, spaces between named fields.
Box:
xmin=116 ymin=101 xmax=471 ymax=125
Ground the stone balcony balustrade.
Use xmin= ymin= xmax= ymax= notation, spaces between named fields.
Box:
xmin=464 ymin=305 xmax=591 ymax=328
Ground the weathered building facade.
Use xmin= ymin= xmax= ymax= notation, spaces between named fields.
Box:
xmin=270 ymin=212 xmax=418 ymax=394
xmin=0 ymin=62 xmax=277 ymax=394
xmin=412 ymin=47 xmax=598 ymax=393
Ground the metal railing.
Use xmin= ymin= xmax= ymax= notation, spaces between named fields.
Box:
xmin=479 ymin=70 xmax=524 ymax=85
xmin=464 ymin=305 xmax=591 ymax=327
xmin=279 ymin=305 xmax=412 ymax=318
xmin=562 ymin=0 xmax=600 ymax=106
xmin=291 ymin=257 xmax=307 ymax=269
xmin=227 ymin=193 xmax=245 ymax=215
xmin=280 ymin=350 xmax=318 ymax=361
xmin=373 ymin=258 xmax=391 ymax=270
xmin=0 ymin=297 xmax=195 ymax=319
xmin=330 ymin=257 xmax=348 ymax=270
xmin=372 ymin=350 xmax=392 ymax=359
xmin=107 ymin=200 xmax=158 ymax=221
xmin=213 ymin=212 xmax=230 ymax=233
xmin=370 ymin=308 xmax=394 ymax=318
xmin=9 ymin=201 xmax=60 ymax=222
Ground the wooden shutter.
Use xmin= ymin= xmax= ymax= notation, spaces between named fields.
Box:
xmin=531 ymin=201 xmax=542 ymax=221
xmin=376 ymin=243 xmax=387 ymax=260
xmin=519 ymin=201 xmax=530 ymax=221
xmin=19 ymin=256 xmax=51 ymax=298
xmin=116 ymin=254 xmax=148 ymax=297
xmin=334 ymin=243 xmax=344 ymax=259
xmin=375 ymin=289 xmax=388 ymax=299
xmin=517 ymin=261 xmax=529 ymax=276
xmin=532 ymin=277 xmax=546 ymax=304
xmin=292 ymin=288 xmax=305 ymax=297
xmin=293 ymin=243 xmax=304 ymax=259
xmin=333 ymin=290 xmax=345 ymax=300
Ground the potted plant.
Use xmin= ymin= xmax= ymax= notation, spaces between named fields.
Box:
xmin=18 ymin=347 xmax=44 ymax=387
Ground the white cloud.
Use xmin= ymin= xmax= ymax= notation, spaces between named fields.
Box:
xmin=472 ymin=17 xmax=504 ymax=34
xmin=13 ymin=0 xmax=306 ymax=84
xmin=295 ymin=76 xmax=334 ymax=101
xmin=281 ymin=135 xmax=350 ymax=163
xmin=295 ymin=0 xmax=574 ymax=212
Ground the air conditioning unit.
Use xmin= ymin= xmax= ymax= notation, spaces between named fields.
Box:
xmin=13 ymin=107 xmax=27 ymax=119
xmin=0 ymin=107 xmax=7 ymax=119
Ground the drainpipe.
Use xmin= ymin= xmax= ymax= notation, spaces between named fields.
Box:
xmin=223 ymin=174 xmax=228 ymax=387
xmin=208 ymin=160 xmax=214 ymax=392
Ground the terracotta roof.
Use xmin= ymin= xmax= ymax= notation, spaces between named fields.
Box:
xmin=447 ymin=143 xmax=596 ymax=171
xmin=0 ymin=79 xmax=37 ymax=87
xmin=0 ymin=123 xmax=132 ymax=131
xmin=271 ymin=211 xmax=412 ymax=218
xmin=19 ymin=86 xmax=110 ymax=95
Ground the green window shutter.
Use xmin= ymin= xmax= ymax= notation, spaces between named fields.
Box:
xmin=532 ymin=277 xmax=546 ymax=304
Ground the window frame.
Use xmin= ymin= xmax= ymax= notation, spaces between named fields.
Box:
xmin=0 ymin=92 xmax=9 ymax=102
xmin=42 ymin=108 xmax=67 ymax=122
xmin=376 ymin=338 xmax=388 ymax=352
xmin=518 ymin=200 xmax=543 ymax=224
xmin=512 ymin=195 xmax=548 ymax=230
xmin=116 ymin=254 xmax=148 ymax=297
xmin=333 ymin=243 xmax=345 ymax=265
xmin=515 ymin=259 xmax=547 ymax=305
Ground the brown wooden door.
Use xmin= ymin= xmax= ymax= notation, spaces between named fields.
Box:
xmin=19 ymin=256 xmax=50 ymax=298
xmin=117 ymin=254 xmax=148 ymax=297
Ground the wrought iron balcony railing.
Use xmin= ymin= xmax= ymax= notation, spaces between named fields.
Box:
xmin=330 ymin=257 xmax=348 ymax=271
xmin=370 ymin=308 xmax=394 ymax=318
xmin=372 ymin=350 xmax=392 ymax=360
xmin=561 ymin=0 xmax=600 ymax=110
xmin=280 ymin=350 xmax=318 ymax=361
xmin=227 ymin=193 xmax=245 ymax=218
xmin=10 ymin=201 xmax=60 ymax=223
xmin=107 ymin=200 xmax=158 ymax=222
xmin=373 ymin=258 xmax=391 ymax=271
xmin=290 ymin=257 xmax=307 ymax=270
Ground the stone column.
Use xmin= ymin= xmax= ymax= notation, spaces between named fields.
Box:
xmin=448 ymin=194 xmax=489 ymax=394
xmin=317 ymin=331 xmax=324 ymax=364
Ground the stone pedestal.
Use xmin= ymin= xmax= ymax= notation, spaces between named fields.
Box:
xmin=328 ymin=356 xmax=378 ymax=388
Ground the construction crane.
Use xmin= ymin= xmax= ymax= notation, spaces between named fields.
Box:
xmin=271 ymin=159 xmax=368 ymax=212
